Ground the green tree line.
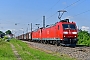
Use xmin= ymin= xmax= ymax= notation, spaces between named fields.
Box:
xmin=0 ymin=30 xmax=12 ymax=38
xmin=78 ymin=30 xmax=90 ymax=46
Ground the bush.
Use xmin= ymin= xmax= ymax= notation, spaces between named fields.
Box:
xmin=2 ymin=36 xmax=11 ymax=42
xmin=78 ymin=30 xmax=90 ymax=46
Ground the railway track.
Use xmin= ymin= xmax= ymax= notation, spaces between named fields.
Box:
xmin=23 ymin=40 xmax=90 ymax=60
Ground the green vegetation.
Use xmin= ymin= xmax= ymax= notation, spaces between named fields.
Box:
xmin=0 ymin=38 xmax=75 ymax=60
xmin=10 ymin=39 xmax=75 ymax=60
xmin=5 ymin=30 xmax=12 ymax=35
xmin=1 ymin=30 xmax=90 ymax=60
xmin=0 ymin=30 xmax=12 ymax=38
xmin=0 ymin=40 xmax=16 ymax=60
xmin=0 ymin=36 xmax=10 ymax=42
xmin=78 ymin=30 xmax=90 ymax=46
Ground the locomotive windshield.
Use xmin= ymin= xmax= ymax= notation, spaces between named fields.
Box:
xmin=62 ymin=24 xmax=76 ymax=30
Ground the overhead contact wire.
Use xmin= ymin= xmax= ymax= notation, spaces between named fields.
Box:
xmin=73 ymin=10 xmax=90 ymax=17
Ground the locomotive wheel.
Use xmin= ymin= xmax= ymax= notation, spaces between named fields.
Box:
xmin=38 ymin=40 xmax=40 ymax=43
xmin=48 ymin=40 xmax=50 ymax=44
xmin=45 ymin=40 xmax=47 ymax=44
xmin=55 ymin=40 xmax=58 ymax=46
xmin=47 ymin=40 xmax=49 ymax=44
xmin=42 ymin=40 xmax=44 ymax=43
xmin=52 ymin=40 xmax=56 ymax=45
xmin=55 ymin=40 xmax=60 ymax=46
xmin=43 ymin=40 xmax=46 ymax=44
xmin=40 ymin=40 xmax=43 ymax=43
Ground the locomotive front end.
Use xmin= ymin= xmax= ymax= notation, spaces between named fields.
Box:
xmin=62 ymin=22 xmax=78 ymax=46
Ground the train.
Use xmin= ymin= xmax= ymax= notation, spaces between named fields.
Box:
xmin=16 ymin=19 xmax=78 ymax=47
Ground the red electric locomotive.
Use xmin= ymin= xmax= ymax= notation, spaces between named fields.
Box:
xmin=32 ymin=19 xmax=78 ymax=47
xmin=16 ymin=10 xmax=78 ymax=47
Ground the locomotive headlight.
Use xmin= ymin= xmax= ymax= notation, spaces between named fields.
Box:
xmin=64 ymin=35 xmax=65 ymax=37
xmin=75 ymin=36 xmax=76 ymax=37
xmin=63 ymin=32 xmax=68 ymax=34
xmin=72 ymin=32 xmax=77 ymax=34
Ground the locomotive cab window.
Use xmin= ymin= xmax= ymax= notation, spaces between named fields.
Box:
xmin=62 ymin=24 xmax=76 ymax=30
xmin=70 ymin=24 xmax=76 ymax=29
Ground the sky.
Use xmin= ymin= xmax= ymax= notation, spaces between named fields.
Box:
xmin=0 ymin=0 xmax=90 ymax=36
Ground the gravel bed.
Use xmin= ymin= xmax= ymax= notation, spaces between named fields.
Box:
xmin=23 ymin=41 xmax=90 ymax=60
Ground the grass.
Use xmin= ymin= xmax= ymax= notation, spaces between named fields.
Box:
xmin=10 ymin=39 xmax=76 ymax=60
xmin=0 ymin=38 xmax=76 ymax=60
xmin=0 ymin=41 xmax=16 ymax=60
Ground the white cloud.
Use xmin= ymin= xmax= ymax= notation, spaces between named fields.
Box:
xmin=81 ymin=26 xmax=90 ymax=31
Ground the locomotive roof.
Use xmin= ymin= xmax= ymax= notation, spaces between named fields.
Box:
xmin=32 ymin=19 xmax=75 ymax=32
xmin=45 ymin=19 xmax=71 ymax=28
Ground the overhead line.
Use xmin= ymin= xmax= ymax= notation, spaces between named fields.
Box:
xmin=63 ymin=0 xmax=81 ymax=9
xmin=73 ymin=10 xmax=90 ymax=17
xmin=34 ymin=0 xmax=82 ymax=22
xmin=34 ymin=0 xmax=61 ymax=21
xmin=46 ymin=12 xmax=57 ymax=20
xmin=46 ymin=0 xmax=81 ymax=20
xmin=45 ymin=0 xmax=61 ymax=14
xmin=67 ymin=0 xmax=86 ymax=11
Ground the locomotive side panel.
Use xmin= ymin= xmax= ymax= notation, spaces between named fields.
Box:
xmin=57 ymin=22 xmax=64 ymax=40
xmin=50 ymin=26 xmax=56 ymax=40
xmin=32 ymin=31 xmax=36 ymax=40
xmin=42 ymin=28 xmax=46 ymax=40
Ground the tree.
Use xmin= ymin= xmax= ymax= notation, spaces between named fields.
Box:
xmin=78 ymin=30 xmax=90 ymax=46
xmin=0 ymin=31 xmax=3 ymax=34
xmin=0 ymin=31 xmax=5 ymax=38
xmin=5 ymin=30 xmax=12 ymax=35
